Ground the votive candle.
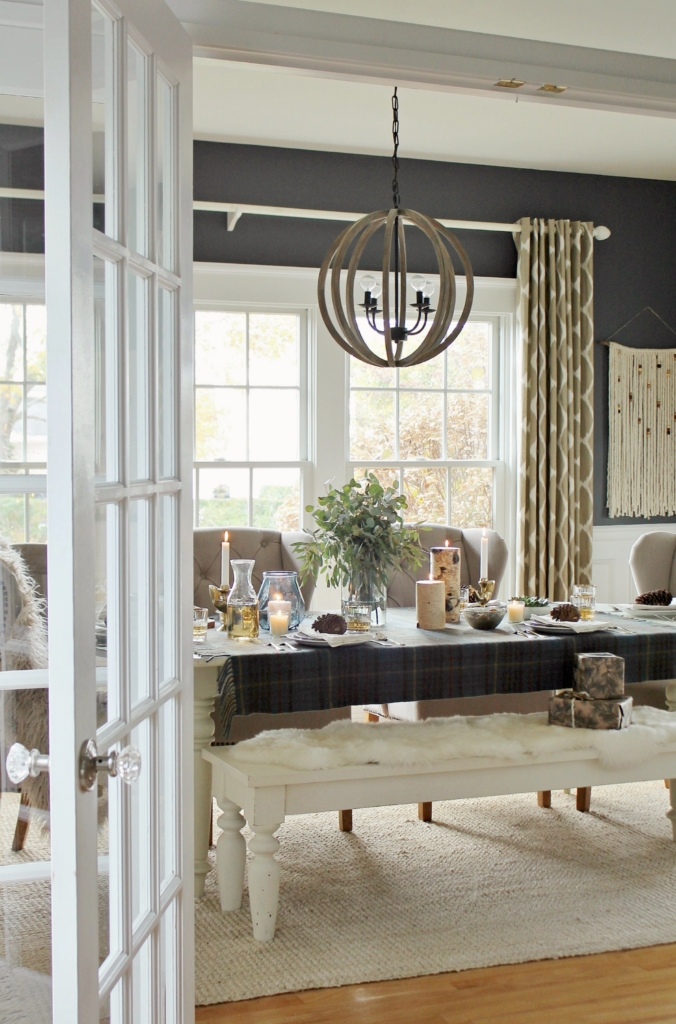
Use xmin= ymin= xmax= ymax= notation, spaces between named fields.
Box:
xmin=268 ymin=599 xmax=291 ymax=635
xmin=507 ymin=599 xmax=525 ymax=623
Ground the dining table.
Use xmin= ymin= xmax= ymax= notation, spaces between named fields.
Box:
xmin=192 ymin=605 xmax=676 ymax=895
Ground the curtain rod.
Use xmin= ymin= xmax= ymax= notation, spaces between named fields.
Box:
xmin=0 ymin=189 xmax=611 ymax=240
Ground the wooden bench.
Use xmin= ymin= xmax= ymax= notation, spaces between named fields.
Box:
xmin=203 ymin=743 xmax=676 ymax=941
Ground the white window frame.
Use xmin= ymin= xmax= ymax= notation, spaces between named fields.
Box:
xmin=192 ymin=263 xmax=519 ymax=597
xmin=347 ymin=311 xmax=503 ymax=524
xmin=0 ymin=253 xmax=47 ymax=540
xmin=193 ymin=300 xmax=311 ymax=529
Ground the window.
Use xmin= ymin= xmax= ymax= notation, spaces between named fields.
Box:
xmin=193 ymin=309 xmax=307 ymax=531
xmin=0 ymin=300 xmax=47 ymax=541
xmin=349 ymin=319 xmax=499 ymax=527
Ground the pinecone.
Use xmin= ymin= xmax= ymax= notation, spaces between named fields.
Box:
xmin=468 ymin=586 xmax=479 ymax=604
xmin=636 ymin=589 xmax=673 ymax=606
xmin=311 ymin=613 xmax=348 ymax=635
xmin=550 ymin=603 xmax=581 ymax=622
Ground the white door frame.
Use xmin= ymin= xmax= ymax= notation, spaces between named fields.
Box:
xmin=44 ymin=0 xmax=194 ymax=1020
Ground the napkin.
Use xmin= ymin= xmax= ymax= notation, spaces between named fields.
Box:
xmin=296 ymin=625 xmax=375 ymax=647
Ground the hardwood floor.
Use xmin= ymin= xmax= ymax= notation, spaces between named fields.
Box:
xmin=196 ymin=944 xmax=676 ymax=1024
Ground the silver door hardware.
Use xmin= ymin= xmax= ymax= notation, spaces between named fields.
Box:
xmin=79 ymin=739 xmax=142 ymax=791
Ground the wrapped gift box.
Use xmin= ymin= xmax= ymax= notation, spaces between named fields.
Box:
xmin=573 ymin=652 xmax=625 ymax=699
xmin=548 ymin=690 xmax=632 ymax=730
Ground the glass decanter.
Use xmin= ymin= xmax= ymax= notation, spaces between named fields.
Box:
xmin=226 ymin=560 xmax=260 ymax=640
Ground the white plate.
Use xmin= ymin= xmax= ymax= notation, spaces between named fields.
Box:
xmin=529 ymin=615 xmax=613 ymax=633
xmin=292 ymin=630 xmax=375 ymax=647
xmin=628 ymin=604 xmax=676 ymax=618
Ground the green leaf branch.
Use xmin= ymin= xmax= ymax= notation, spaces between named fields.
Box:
xmin=293 ymin=474 xmax=425 ymax=592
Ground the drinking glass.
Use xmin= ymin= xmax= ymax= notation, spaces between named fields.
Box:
xmin=458 ymin=585 xmax=470 ymax=612
xmin=571 ymin=584 xmax=596 ymax=621
xmin=193 ymin=606 xmax=209 ymax=642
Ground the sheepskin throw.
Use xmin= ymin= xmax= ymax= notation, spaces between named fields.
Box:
xmin=1 ymin=536 xmax=49 ymax=810
xmin=608 ymin=342 xmax=676 ymax=517
xmin=230 ymin=707 xmax=676 ymax=773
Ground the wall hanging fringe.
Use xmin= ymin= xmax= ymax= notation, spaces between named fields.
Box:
xmin=607 ymin=342 xmax=676 ymax=517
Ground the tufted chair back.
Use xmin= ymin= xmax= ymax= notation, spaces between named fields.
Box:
xmin=387 ymin=525 xmax=508 ymax=607
xmin=193 ymin=527 xmax=316 ymax=610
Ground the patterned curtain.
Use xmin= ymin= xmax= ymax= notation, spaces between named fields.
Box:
xmin=516 ymin=218 xmax=594 ymax=601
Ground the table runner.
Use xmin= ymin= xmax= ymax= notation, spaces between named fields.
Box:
xmin=203 ymin=609 xmax=676 ymax=741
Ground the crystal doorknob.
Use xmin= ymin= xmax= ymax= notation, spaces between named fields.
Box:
xmin=6 ymin=743 xmax=50 ymax=785
xmin=79 ymin=739 xmax=142 ymax=792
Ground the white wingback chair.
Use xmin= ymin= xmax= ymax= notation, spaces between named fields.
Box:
xmin=629 ymin=532 xmax=676 ymax=596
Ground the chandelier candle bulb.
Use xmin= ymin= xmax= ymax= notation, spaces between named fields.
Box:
xmin=480 ymin=528 xmax=488 ymax=581
xmin=430 ymin=546 xmax=462 ymax=623
xmin=507 ymin=599 xmax=525 ymax=623
xmin=268 ymin=599 xmax=291 ymax=636
xmin=416 ymin=579 xmax=446 ymax=630
xmin=221 ymin=531 xmax=230 ymax=588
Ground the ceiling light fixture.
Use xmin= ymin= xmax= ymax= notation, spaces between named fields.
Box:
xmin=539 ymin=83 xmax=567 ymax=94
xmin=317 ymin=88 xmax=474 ymax=368
xmin=495 ymin=78 xmax=525 ymax=89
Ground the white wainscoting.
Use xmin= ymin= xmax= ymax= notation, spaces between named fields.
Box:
xmin=592 ymin=524 xmax=676 ymax=603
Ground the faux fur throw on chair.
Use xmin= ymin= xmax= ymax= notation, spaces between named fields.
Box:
xmin=1 ymin=535 xmax=49 ymax=810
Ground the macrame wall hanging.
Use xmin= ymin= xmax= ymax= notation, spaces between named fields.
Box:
xmin=607 ymin=338 xmax=676 ymax=517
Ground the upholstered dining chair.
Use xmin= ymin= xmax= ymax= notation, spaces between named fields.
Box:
xmin=365 ymin=524 xmax=553 ymax=725
xmin=629 ymin=531 xmax=676 ymax=596
xmin=194 ymin=527 xmax=351 ymax=743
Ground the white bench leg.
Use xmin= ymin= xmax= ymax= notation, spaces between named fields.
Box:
xmin=216 ymin=797 xmax=246 ymax=912
xmin=667 ymin=780 xmax=676 ymax=842
xmin=248 ymin=824 xmax=282 ymax=941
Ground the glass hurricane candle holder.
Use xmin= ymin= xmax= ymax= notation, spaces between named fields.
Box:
xmin=258 ymin=571 xmax=305 ymax=633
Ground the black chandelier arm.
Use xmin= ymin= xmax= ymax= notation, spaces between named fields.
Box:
xmin=365 ymin=307 xmax=386 ymax=335
xmin=406 ymin=311 xmax=431 ymax=336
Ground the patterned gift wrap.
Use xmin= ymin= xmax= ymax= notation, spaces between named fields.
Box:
xmin=548 ymin=690 xmax=632 ymax=730
xmin=573 ymin=652 xmax=625 ymax=699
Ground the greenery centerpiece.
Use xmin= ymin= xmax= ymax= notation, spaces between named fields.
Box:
xmin=295 ymin=474 xmax=424 ymax=630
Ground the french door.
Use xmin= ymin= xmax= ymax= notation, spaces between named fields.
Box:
xmin=44 ymin=0 xmax=193 ymax=1020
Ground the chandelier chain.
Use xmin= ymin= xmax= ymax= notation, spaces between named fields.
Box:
xmin=391 ymin=87 xmax=400 ymax=210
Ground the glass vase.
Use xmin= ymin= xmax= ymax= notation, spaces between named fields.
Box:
xmin=258 ymin=571 xmax=305 ymax=633
xmin=226 ymin=559 xmax=259 ymax=639
xmin=341 ymin=570 xmax=387 ymax=632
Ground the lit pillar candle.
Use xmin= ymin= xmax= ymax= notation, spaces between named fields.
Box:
xmin=268 ymin=599 xmax=291 ymax=635
xmin=480 ymin=528 xmax=488 ymax=580
xmin=416 ymin=578 xmax=446 ymax=630
xmin=430 ymin=542 xmax=461 ymax=623
xmin=507 ymin=599 xmax=525 ymax=623
xmin=221 ymin=531 xmax=230 ymax=588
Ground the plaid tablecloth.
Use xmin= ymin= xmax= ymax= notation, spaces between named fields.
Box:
xmin=199 ymin=609 xmax=676 ymax=740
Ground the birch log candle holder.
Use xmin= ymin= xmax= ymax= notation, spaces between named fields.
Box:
xmin=430 ymin=545 xmax=461 ymax=623
xmin=416 ymin=579 xmax=446 ymax=630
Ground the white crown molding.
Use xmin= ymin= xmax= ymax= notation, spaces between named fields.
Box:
xmin=170 ymin=0 xmax=676 ymax=118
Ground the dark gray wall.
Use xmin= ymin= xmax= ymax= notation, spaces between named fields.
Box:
xmin=195 ymin=141 xmax=676 ymax=527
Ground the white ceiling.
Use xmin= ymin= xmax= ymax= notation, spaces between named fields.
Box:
xmin=235 ymin=0 xmax=676 ymax=60
xmin=194 ymin=59 xmax=676 ymax=180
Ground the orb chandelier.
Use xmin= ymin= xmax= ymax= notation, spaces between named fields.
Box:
xmin=318 ymin=88 xmax=474 ymax=368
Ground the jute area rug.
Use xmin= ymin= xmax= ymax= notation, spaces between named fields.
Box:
xmin=196 ymin=781 xmax=676 ymax=1005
